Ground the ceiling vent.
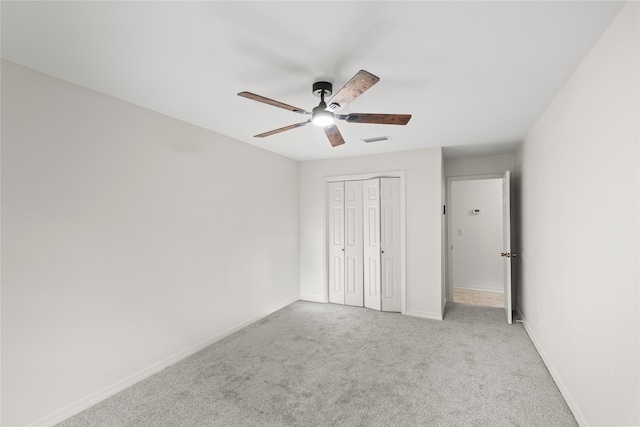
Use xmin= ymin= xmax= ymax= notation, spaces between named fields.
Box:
xmin=362 ymin=136 xmax=391 ymax=143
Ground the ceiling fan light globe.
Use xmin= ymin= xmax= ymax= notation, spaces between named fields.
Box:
xmin=312 ymin=115 xmax=333 ymax=126
xmin=312 ymin=113 xmax=335 ymax=126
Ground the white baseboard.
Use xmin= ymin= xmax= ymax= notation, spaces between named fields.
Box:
xmin=28 ymin=296 xmax=299 ymax=427
xmin=517 ymin=309 xmax=586 ymax=426
xmin=404 ymin=310 xmax=443 ymax=321
xmin=299 ymin=292 xmax=326 ymax=303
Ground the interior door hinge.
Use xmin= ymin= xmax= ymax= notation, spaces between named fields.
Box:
xmin=443 ymin=205 xmax=446 ymax=215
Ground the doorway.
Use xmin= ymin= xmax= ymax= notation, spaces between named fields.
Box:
xmin=446 ymin=173 xmax=513 ymax=322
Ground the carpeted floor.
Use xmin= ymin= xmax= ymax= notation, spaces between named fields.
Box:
xmin=57 ymin=301 xmax=576 ymax=426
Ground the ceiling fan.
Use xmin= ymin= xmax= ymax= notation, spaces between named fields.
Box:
xmin=238 ymin=70 xmax=411 ymax=147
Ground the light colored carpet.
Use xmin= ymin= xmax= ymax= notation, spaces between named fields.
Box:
xmin=57 ymin=301 xmax=576 ymax=426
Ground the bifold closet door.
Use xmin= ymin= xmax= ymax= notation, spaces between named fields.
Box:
xmin=328 ymin=178 xmax=400 ymax=311
xmin=380 ymin=178 xmax=401 ymax=312
xmin=327 ymin=181 xmax=345 ymax=304
xmin=363 ymin=178 xmax=382 ymax=311
xmin=344 ymin=181 xmax=364 ymax=307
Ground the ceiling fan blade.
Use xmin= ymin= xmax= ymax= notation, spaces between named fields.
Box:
xmin=254 ymin=120 xmax=310 ymax=138
xmin=337 ymin=113 xmax=411 ymax=125
xmin=238 ymin=91 xmax=310 ymax=115
xmin=327 ymin=70 xmax=380 ymax=111
xmin=324 ymin=124 xmax=345 ymax=147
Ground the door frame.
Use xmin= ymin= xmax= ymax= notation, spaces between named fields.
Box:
xmin=324 ymin=171 xmax=407 ymax=314
xmin=445 ymin=173 xmax=503 ymax=303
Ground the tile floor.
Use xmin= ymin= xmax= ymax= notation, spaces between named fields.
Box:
xmin=453 ymin=288 xmax=504 ymax=308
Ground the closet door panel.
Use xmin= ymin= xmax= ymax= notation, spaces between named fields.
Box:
xmin=327 ymin=182 xmax=345 ymax=304
xmin=363 ymin=179 xmax=381 ymax=311
xmin=381 ymin=178 xmax=401 ymax=312
xmin=344 ymin=181 xmax=364 ymax=307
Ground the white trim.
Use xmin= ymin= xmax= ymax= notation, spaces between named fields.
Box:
xmin=299 ymin=292 xmax=326 ymax=303
xmin=445 ymin=173 xmax=504 ymax=303
xmin=517 ymin=309 xmax=586 ymax=426
xmin=404 ymin=310 xmax=443 ymax=321
xmin=27 ymin=297 xmax=299 ymax=427
xmin=324 ymin=172 xmax=404 ymax=183
xmin=447 ymin=173 xmax=504 ymax=180
xmin=399 ymin=174 xmax=407 ymax=315
xmin=322 ymin=181 xmax=329 ymax=304
xmin=323 ymin=171 xmax=407 ymax=315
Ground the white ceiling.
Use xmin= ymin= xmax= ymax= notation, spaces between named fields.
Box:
xmin=1 ymin=1 xmax=623 ymax=161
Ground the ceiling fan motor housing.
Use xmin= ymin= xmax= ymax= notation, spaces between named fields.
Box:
xmin=312 ymin=81 xmax=333 ymax=98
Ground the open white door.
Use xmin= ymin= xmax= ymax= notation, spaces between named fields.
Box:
xmin=344 ymin=181 xmax=364 ymax=307
xmin=327 ymin=182 xmax=345 ymax=304
xmin=502 ymin=171 xmax=513 ymax=324
xmin=363 ymin=178 xmax=381 ymax=311
xmin=380 ymin=178 xmax=401 ymax=312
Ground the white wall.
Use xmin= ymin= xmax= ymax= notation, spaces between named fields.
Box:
xmin=1 ymin=61 xmax=300 ymax=426
xmin=444 ymin=152 xmax=515 ymax=177
xmin=515 ymin=2 xmax=639 ymax=425
xmin=299 ymin=148 xmax=443 ymax=319
xmin=450 ymin=179 xmax=503 ymax=293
